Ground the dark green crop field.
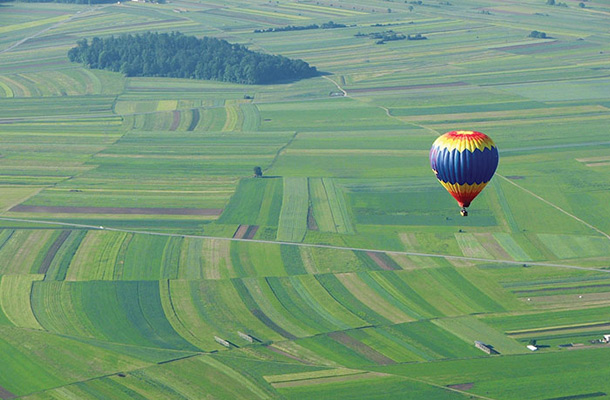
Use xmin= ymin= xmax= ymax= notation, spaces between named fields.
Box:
xmin=0 ymin=0 xmax=609 ymax=398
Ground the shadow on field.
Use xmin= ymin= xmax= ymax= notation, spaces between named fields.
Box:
xmin=267 ymin=71 xmax=330 ymax=85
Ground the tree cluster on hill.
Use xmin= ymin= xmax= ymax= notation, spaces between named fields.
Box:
xmin=254 ymin=21 xmax=346 ymax=33
xmin=546 ymin=0 xmax=568 ymax=6
xmin=528 ymin=30 xmax=549 ymax=38
xmin=67 ymin=32 xmax=318 ymax=84
xmin=355 ymin=30 xmax=426 ymax=44
xmin=370 ymin=31 xmax=406 ymax=41
xmin=355 ymin=30 xmax=405 ymax=43
xmin=371 ymin=22 xmax=404 ymax=27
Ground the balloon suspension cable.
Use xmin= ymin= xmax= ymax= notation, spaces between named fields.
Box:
xmin=460 ymin=207 xmax=468 ymax=217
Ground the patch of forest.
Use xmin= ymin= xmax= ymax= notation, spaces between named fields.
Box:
xmin=67 ymin=32 xmax=318 ymax=84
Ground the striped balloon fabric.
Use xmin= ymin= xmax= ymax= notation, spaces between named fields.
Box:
xmin=430 ymin=130 xmax=499 ymax=214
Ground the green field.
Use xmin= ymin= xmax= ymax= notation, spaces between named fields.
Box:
xmin=0 ymin=0 xmax=609 ymax=398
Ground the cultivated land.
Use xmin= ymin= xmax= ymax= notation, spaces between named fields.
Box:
xmin=0 ymin=0 xmax=609 ymax=399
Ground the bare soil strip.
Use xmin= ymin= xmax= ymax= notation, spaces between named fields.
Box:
xmin=447 ymin=383 xmax=474 ymax=391
xmin=366 ymin=251 xmax=400 ymax=271
xmin=232 ymin=225 xmax=259 ymax=240
xmin=272 ymin=372 xmax=386 ymax=388
xmin=0 ymin=386 xmax=16 ymax=400
xmin=233 ymin=224 xmax=250 ymax=239
xmin=495 ymin=41 xmax=557 ymax=52
xmin=306 ymin=206 xmax=318 ymax=230
xmin=328 ymin=331 xmax=395 ymax=365
xmin=38 ymin=230 xmax=71 ymax=274
xmin=169 ymin=110 xmax=180 ymax=131
xmin=545 ymin=392 xmax=607 ymax=400
xmin=10 ymin=205 xmax=222 ymax=216
xmin=243 ymin=225 xmax=259 ymax=240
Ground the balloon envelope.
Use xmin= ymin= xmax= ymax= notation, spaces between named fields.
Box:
xmin=430 ymin=130 xmax=499 ymax=208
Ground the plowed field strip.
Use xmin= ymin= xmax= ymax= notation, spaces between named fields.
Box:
xmin=328 ymin=331 xmax=395 ymax=365
xmin=170 ymin=110 xmax=180 ymax=131
xmin=0 ymin=386 xmax=16 ymax=400
xmin=271 ymin=372 xmax=387 ymax=388
xmin=233 ymin=224 xmax=249 ymax=239
xmin=366 ymin=251 xmax=400 ymax=271
xmin=244 ymin=226 xmax=259 ymax=239
xmin=37 ymin=230 xmax=70 ymax=274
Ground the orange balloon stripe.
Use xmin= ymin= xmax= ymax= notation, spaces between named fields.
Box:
xmin=438 ymin=181 xmax=489 ymax=207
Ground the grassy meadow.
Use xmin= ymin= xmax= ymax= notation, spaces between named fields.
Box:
xmin=0 ymin=0 xmax=609 ymax=398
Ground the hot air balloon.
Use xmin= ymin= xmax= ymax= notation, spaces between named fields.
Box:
xmin=430 ymin=130 xmax=499 ymax=216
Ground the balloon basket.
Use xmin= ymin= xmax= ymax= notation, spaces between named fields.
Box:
xmin=460 ymin=208 xmax=468 ymax=217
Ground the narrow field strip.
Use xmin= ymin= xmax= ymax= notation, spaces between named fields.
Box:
xmin=264 ymin=368 xmax=363 ymax=384
xmin=506 ymin=321 xmax=610 ymax=336
xmin=0 ymin=274 xmax=44 ymax=329
xmin=0 ymin=216 xmax=607 ymax=274
xmin=276 ymin=177 xmax=308 ymax=242
xmin=271 ymin=371 xmax=387 ymax=388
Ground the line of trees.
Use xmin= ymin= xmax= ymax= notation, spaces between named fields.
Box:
xmin=355 ymin=30 xmax=427 ymax=44
xmin=254 ymin=21 xmax=346 ymax=33
xmin=67 ymin=32 xmax=318 ymax=84
xmin=355 ymin=30 xmax=406 ymax=42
